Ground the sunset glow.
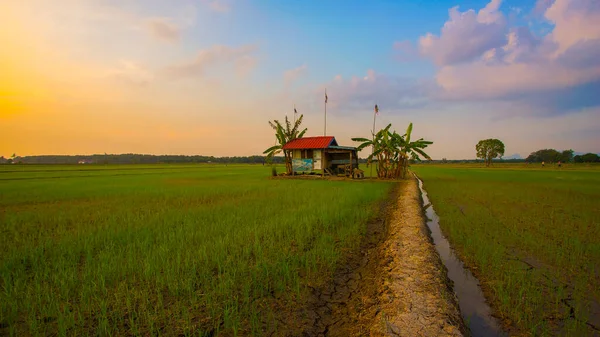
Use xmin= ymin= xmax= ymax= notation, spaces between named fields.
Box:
xmin=1 ymin=0 xmax=599 ymax=159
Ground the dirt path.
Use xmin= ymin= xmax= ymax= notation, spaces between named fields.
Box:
xmin=276 ymin=177 xmax=466 ymax=336
xmin=371 ymin=178 xmax=465 ymax=336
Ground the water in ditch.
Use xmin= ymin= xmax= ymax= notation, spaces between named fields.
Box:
xmin=416 ymin=176 xmax=507 ymax=337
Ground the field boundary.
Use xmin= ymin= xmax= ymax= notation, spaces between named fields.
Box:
xmin=371 ymin=176 xmax=466 ymax=336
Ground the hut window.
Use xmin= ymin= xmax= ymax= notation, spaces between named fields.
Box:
xmin=301 ymin=150 xmax=314 ymax=159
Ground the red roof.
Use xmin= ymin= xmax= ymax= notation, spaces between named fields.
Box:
xmin=282 ymin=136 xmax=337 ymax=150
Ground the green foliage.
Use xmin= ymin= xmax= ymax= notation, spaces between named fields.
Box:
xmin=526 ymin=148 xmax=575 ymax=163
xmin=475 ymin=139 xmax=505 ymax=167
xmin=0 ymin=164 xmax=391 ymax=335
xmin=352 ymin=122 xmax=432 ymax=179
xmin=574 ymin=153 xmax=600 ymax=163
xmin=413 ymin=164 xmax=600 ymax=336
xmin=561 ymin=149 xmax=574 ymax=162
xmin=263 ymin=115 xmax=307 ymax=174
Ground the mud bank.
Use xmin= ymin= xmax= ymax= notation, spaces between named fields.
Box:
xmin=370 ymin=178 xmax=466 ymax=336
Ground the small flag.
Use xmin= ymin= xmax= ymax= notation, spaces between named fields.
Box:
xmin=294 ymin=107 xmax=297 ymax=114
xmin=375 ymin=104 xmax=379 ymax=115
xmin=325 ymin=91 xmax=328 ymax=104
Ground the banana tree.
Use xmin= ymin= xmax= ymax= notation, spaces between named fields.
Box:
xmin=352 ymin=122 xmax=432 ymax=179
xmin=263 ymin=114 xmax=307 ymax=175
xmin=352 ymin=124 xmax=400 ymax=178
xmin=396 ymin=123 xmax=433 ymax=178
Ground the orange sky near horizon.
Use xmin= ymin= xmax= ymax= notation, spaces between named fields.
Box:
xmin=2 ymin=0 xmax=599 ymax=159
xmin=0 ymin=1 xmax=270 ymax=157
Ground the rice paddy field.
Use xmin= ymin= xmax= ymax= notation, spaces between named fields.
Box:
xmin=0 ymin=164 xmax=392 ymax=336
xmin=412 ymin=163 xmax=600 ymax=336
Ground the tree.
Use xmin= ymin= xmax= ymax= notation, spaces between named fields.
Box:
xmin=526 ymin=149 xmax=569 ymax=163
xmin=476 ymin=139 xmax=505 ymax=167
xmin=560 ymin=149 xmax=574 ymax=163
xmin=263 ymin=114 xmax=307 ymax=175
xmin=574 ymin=153 xmax=600 ymax=163
xmin=7 ymin=153 xmax=17 ymax=165
xmin=352 ymin=122 xmax=432 ymax=179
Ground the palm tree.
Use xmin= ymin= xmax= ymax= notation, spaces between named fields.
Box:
xmin=352 ymin=123 xmax=432 ymax=179
xmin=263 ymin=114 xmax=307 ymax=175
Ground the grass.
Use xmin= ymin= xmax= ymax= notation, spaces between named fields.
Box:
xmin=0 ymin=164 xmax=392 ymax=336
xmin=412 ymin=163 xmax=600 ymax=336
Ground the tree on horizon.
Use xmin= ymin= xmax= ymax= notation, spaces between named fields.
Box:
xmin=476 ymin=139 xmax=505 ymax=167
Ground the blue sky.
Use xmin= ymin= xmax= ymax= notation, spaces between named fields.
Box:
xmin=1 ymin=0 xmax=599 ymax=159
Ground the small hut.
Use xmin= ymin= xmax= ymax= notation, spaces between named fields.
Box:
xmin=282 ymin=136 xmax=363 ymax=177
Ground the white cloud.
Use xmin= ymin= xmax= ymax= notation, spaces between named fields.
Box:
xmin=419 ymin=0 xmax=600 ymax=110
xmin=313 ymin=70 xmax=434 ymax=113
xmin=164 ymin=44 xmax=259 ymax=80
xmin=418 ymin=0 xmax=507 ymax=66
xmin=283 ymin=64 xmax=308 ymax=85
xmin=103 ymin=60 xmax=154 ymax=86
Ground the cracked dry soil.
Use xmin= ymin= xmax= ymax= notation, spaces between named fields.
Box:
xmin=272 ymin=177 xmax=466 ymax=337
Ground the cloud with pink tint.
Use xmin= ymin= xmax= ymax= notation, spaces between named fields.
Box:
xmin=163 ymin=44 xmax=258 ymax=80
xmin=533 ymin=0 xmax=555 ymax=15
xmin=419 ymin=0 xmax=507 ymax=66
xmin=544 ymin=0 xmax=600 ymax=55
xmin=312 ymin=70 xmax=435 ymax=113
xmin=144 ymin=17 xmax=180 ymax=43
xmin=235 ymin=55 xmax=258 ymax=78
xmin=283 ymin=64 xmax=308 ymax=85
xmin=419 ymin=0 xmax=600 ymax=115
xmin=201 ymin=0 xmax=231 ymax=13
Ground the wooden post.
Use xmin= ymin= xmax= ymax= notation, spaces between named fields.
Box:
xmin=322 ymin=149 xmax=325 ymax=178
xmin=349 ymin=151 xmax=353 ymax=178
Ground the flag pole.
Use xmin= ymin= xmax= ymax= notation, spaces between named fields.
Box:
xmin=324 ymin=89 xmax=327 ymax=136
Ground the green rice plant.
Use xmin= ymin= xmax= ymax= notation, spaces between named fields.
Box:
xmin=0 ymin=164 xmax=392 ymax=335
xmin=412 ymin=163 xmax=600 ymax=336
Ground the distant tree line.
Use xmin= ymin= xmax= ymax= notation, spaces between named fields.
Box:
xmin=573 ymin=153 xmax=600 ymax=163
xmin=525 ymin=149 xmax=574 ymax=163
xmin=524 ymin=149 xmax=600 ymax=163
xmin=419 ymin=158 xmax=526 ymax=164
xmin=0 ymin=154 xmax=288 ymax=165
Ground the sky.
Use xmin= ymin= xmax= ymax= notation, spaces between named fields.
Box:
xmin=1 ymin=0 xmax=599 ymax=159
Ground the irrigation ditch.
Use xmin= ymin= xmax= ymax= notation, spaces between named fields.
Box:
xmin=415 ymin=175 xmax=507 ymax=337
